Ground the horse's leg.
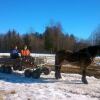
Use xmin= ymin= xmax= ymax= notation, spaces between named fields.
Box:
xmin=55 ymin=64 xmax=62 ymax=79
xmin=81 ymin=66 xmax=88 ymax=84
xmin=55 ymin=56 xmax=62 ymax=79
xmin=55 ymin=52 xmax=65 ymax=79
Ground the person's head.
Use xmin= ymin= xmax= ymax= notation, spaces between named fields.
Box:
xmin=24 ymin=45 xmax=27 ymax=50
xmin=14 ymin=46 xmax=18 ymax=49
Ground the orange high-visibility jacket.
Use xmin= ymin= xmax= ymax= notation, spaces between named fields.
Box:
xmin=21 ymin=49 xmax=30 ymax=56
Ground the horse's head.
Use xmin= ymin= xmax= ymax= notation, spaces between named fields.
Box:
xmin=82 ymin=45 xmax=100 ymax=58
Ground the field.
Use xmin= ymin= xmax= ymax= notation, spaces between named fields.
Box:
xmin=57 ymin=57 xmax=100 ymax=79
xmin=0 ymin=54 xmax=100 ymax=100
xmin=61 ymin=64 xmax=100 ymax=79
xmin=0 ymin=71 xmax=100 ymax=100
xmin=46 ymin=56 xmax=100 ymax=79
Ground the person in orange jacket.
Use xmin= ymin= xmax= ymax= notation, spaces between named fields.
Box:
xmin=21 ymin=45 xmax=30 ymax=57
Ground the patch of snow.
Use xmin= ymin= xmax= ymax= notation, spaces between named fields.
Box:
xmin=0 ymin=71 xmax=100 ymax=100
xmin=96 ymin=62 xmax=100 ymax=65
xmin=95 ymin=56 xmax=100 ymax=59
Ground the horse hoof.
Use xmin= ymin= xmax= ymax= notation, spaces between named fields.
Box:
xmin=82 ymin=80 xmax=88 ymax=84
xmin=55 ymin=73 xmax=61 ymax=79
xmin=82 ymin=77 xmax=88 ymax=84
xmin=84 ymin=81 xmax=88 ymax=84
xmin=55 ymin=77 xmax=60 ymax=79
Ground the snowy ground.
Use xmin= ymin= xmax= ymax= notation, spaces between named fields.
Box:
xmin=0 ymin=71 xmax=100 ymax=100
xmin=0 ymin=53 xmax=100 ymax=100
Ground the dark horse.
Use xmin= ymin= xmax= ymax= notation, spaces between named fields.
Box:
xmin=55 ymin=45 xmax=100 ymax=84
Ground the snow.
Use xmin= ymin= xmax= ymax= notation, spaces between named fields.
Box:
xmin=94 ymin=57 xmax=100 ymax=65
xmin=0 ymin=71 xmax=100 ymax=100
xmin=0 ymin=53 xmax=100 ymax=100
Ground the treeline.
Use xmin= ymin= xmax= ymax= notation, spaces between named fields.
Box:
xmin=0 ymin=24 xmax=100 ymax=53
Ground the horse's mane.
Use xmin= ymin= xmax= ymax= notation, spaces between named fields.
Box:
xmin=79 ymin=45 xmax=100 ymax=51
xmin=78 ymin=45 xmax=100 ymax=56
xmin=56 ymin=45 xmax=100 ymax=59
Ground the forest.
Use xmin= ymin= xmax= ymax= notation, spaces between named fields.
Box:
xmin=0 ymin=24 xmax=100 ymax=53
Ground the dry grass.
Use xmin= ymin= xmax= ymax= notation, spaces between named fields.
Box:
xmin=0 ymin=90 xmax=16 ymax=100
xmin=0 ymin=90 xmax=6 ymax=100
xmin=61 ymin=64 xmax=100 ymax=78
xmin=0 ymin=95 xmax=3 ymax=100
xmin=45 ymin=61 xmax=100 ymax=79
